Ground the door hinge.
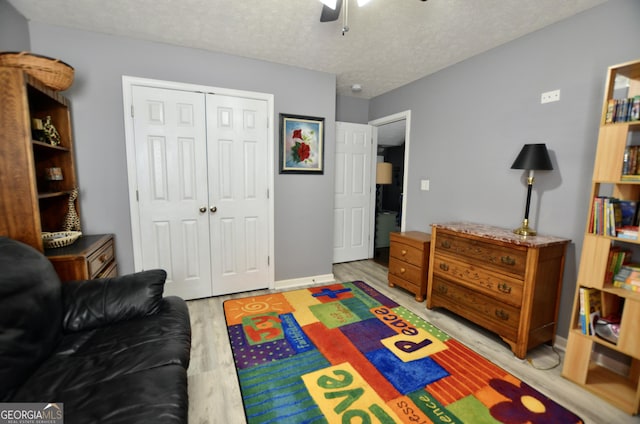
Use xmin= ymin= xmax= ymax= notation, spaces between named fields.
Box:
xmin=136 ymin=190 xmax=139 ymax=201
xmin=131 ymin=104 xmax=134 ymax=118
xmin=267 ymin=189 xmax=270 ymax=199
xmin=267 ymin=256 xmax=270 ymax=266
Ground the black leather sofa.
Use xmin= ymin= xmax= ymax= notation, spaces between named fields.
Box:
xmin=0 ymin=237 xmax=191 ymax=423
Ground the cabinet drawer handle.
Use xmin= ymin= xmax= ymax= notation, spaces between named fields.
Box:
xmin=498 ymin=282 xmax=512 ymax=294
xmin=439 ymin=262 xmax=449 ymax=271
xmin=401 ymin=249 xmax=407 ymax=256
xmin=99 ymin=254 xmax=109 ymax=263
xmin=501 ymin=256 xmax=516 ymax=266
xmin=437 ymin=285 xmax=448 ymax=294
xmin=399 ymin=267 xmax=406 ymax=274
xmin=495 ymin=309 xmax=509 ymax=320
xmin=441 ymin=240 xmax=451 ymax=249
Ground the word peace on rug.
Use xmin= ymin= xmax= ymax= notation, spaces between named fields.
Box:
xmin=224 ymin=281 xmax=582 ymax=424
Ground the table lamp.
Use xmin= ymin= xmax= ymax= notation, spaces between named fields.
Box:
xmin=376 ymin=162 xmax=392 ymax=212
xmin=511 ymin=143 xmax=553 ymax=236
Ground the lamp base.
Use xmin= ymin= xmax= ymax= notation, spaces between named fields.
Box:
xmin=513 ymin=219 xmax=536 ymax=236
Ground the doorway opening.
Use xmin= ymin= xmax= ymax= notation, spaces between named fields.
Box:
xmin=369 ymin=112 xmax=410 ymax=266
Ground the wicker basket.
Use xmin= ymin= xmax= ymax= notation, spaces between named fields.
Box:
xmin=0 ymin=52 xmax=74 ymax=91
xmin=42 ymin=231 xmax=82 ymax=249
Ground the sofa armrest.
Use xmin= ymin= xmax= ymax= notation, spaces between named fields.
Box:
xmin=62 ymin=269 xmax=167 ymax=332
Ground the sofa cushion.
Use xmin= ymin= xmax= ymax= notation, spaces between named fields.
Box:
xmin=62 ymin=269 xmax=166 ymax=332
xmin=17 ymin=364 xmax=188 ymax=424
xmin=12 ymin=297 xmax=191 ymax=400
xmin=0 ymin=237 xmax=62 ymax=401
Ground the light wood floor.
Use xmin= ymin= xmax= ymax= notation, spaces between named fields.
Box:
xmin=186 ymin=260 xmax=639 ymax=424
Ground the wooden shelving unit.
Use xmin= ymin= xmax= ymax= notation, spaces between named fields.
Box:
xmin=0 ymin=66 xmax=79 ymax=252
xmin=562 ymin=59 xmax=640 ymax=415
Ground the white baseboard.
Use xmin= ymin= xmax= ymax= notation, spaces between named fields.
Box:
xmin=274 ymin=273 xmax=335 ymax=290
xmin=554 ymin=335 xmax=567 ymax=352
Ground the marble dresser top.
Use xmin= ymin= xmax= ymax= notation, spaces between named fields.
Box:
xmin=432 ymin=222 xmax=570 ymax=248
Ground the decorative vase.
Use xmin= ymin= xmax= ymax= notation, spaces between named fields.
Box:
xmin=62 ymin=188 xmax=81 ymax=232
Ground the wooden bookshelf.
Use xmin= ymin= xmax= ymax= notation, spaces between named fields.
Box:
xmin=562 ymin=59 xmax=640 ymax=415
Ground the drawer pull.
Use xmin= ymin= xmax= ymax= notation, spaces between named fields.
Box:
xmin=500 ymin=256 xmax=516 ymax=266
xmin=401 ymin=249 xmax=407 ymax=256
xmin=439 ymin=262 xmax=449 ymax=271
xmin=495 ymin=309 xmax=509 ymax=320
xmin=437 ymin=285 xmax=448 ymax=294
xmin=498 ymin=282 xmax=512 ymax=294
xmin=99 ymin=254 xmax=109 ymax=263
xmin=441 ymin=240 xmax=451 ymax=249
xmin=400 ymin=267 xmax=406 ymax=274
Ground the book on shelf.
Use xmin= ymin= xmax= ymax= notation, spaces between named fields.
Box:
xmin=578 ymin=287 xmax=588 ymax=335
xmin=633 ymin=96 xmax=640 ymax=121
xmin=619 ymin=200 xmax=638 ymax=226
xmin=617 ymin=225 xmax=639 ymax=239
xmin=604 ymin=247 xmax=631 ymax=284
xmin=607 ymin=96 xmax=640 ymax=123
xmin=613 ymin=263 xmax=640 ymax=290
xmin=589 ymin=197 xmax=638 ymax=237
xmin=613 ymin=280 xmax=640 ymax=292
xmin=622 ymin=145 xmax=640 ymax=177
xmin=580 ymin=288 xmax=602 ymax=336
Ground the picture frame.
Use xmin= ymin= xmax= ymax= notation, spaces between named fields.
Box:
xmin=279 ymin=113 xmax=325 ymax=174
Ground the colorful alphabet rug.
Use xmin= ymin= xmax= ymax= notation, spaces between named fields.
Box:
xmin=224 ymin=281 xmax=583 ymax=424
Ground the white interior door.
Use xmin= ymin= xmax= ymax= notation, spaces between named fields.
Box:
xmin=131 ymin=85 xmax=212 ymax=299
xmin=206 ymin=94 xmax=270 ymax=295
xmin=333 ymin=122 xmax=373 ymax=263
xmin=128 ymin=83 xmax=271 ymax=299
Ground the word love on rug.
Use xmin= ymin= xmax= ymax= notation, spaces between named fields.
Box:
xmin=224 ymin=281 xmax=582 ymax=424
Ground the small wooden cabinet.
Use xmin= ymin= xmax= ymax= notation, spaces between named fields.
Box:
xmin=46 ymin=234 xmax=117 ymax=281
xmin=388 ymin=231 xmax=431 ymax=301
xmin=427 ymin=222 xmax=569 ymax=359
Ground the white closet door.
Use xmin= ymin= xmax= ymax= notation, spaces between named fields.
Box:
xmin=206 ymin=94 xmax=270 ymax=296
xmin=132 ymin=85 xmax=213 ymax=299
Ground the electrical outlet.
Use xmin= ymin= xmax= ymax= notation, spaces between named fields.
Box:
xmin=541 ymin=89 xmax=560 ymax=104
xmin=420 ymin=179 xmax=430 ymax=191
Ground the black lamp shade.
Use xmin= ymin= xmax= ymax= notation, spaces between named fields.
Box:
xmin=511 ymin=143 xmax=553 ymax=171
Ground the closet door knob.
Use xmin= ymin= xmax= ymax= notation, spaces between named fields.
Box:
xmin=210 ymin=206 xmax=217 ymax=213
xmin=199 ymin=207 xmax=207 ymax=213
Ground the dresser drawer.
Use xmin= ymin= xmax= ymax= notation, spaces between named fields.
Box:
xmin=435 ymin=232 xmax=526 ymax=278
xmin=432 ymin=253 xmax=523 ymax=307
xmin=388 ymin=257 xmax=423 ymax=285
xmin=389 ymin=241 xmax=424 ymax=267
xmin=96 ymin=259 xmax=117 ymax=278
xmin=87 ymin=238 xmax=115 ymax=278
xmin=431 ymin=277 xmax=519 ymax=340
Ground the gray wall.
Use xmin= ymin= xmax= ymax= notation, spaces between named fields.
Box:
xmin=22 ymin=23 xmax=336 ymax=282
xmin=336 ymin=94 xmax=369 ymax=124
xmin=369 ymin=0 xmax=640 ymax=338
xmin=0 ymin=0 xmax=29 ymax=51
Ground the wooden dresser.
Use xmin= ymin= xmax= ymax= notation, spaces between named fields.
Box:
xmin=46 ymin=234 xmax=117 ymax=281
xmin=388 ymin=231 xmax=431 ymax=302
xmin=427 ymin=222 xmax=569 ymax=359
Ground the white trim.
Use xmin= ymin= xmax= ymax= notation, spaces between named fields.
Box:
xmin=553 ymin=334 xmax=567 ymax=352
xmin=121 ymin=75 xmax=275 ymax=289
xmin=368 ymin=110 xmax=411 ymax=231
xmin=275 ymin=273 xmax=336 ymax=290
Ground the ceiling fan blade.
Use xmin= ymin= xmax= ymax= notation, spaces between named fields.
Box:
xmin=320 ymin=0 xmax=342 ymax=22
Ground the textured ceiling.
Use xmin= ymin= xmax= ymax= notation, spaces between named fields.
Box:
xmin=9 ymin=0 xmax=608 ymax=99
